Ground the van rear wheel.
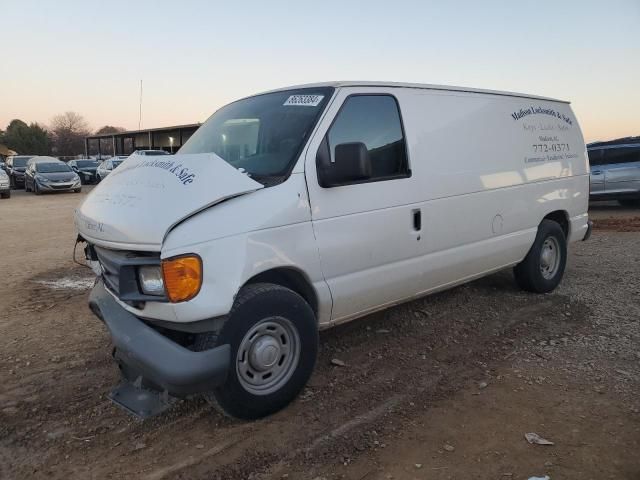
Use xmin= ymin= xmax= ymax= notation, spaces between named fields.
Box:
xmin=514 ymin=219 xmax=567 ymax=293
xmin=195 ymin=283 xmax=318 ymax=419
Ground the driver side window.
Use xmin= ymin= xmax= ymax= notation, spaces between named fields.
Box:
xmin=327 ymin=95 xmax=409 ymax=181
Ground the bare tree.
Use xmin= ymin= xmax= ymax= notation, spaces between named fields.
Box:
xmin=93 ymin=125 xmax=126 ymax=156
xmin=50 ymin=112 xmax=91 ymax=156
xmin=95 ymin=125 xmax=125 ymax=134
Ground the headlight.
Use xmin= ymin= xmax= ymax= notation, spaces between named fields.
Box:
xmin=138 ymin=265 xmax=165 ymax=296
xmin=161 ymin=255 xmax=202 ymax=302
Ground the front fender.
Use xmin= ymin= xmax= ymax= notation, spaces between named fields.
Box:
xmin=159 ymin=174 xmax=331 ymax=326
xmin=162 ymin=223 xmax=331 ymax=325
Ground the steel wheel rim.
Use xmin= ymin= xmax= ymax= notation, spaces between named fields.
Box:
xmin=540 ymin=236 xmax=560 ymax=279
xmin=236 ymin=316 xmax=300 ymax=395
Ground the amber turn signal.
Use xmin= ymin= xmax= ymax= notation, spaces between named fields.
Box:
xmin=161 ymin=254 xmax=202 ymax=303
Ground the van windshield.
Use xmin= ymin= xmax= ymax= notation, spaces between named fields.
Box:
xmin=179 ymin=88 xmax=334 ymax=184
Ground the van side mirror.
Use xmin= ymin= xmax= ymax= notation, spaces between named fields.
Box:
xmin=317 ymin=141 xmax=371 ymax=187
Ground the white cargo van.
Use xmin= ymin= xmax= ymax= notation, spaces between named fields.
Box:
xmin=76 ymin=82 xmax=592 ymax=419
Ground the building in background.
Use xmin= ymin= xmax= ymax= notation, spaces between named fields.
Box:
xmin=84 ymin=123 xmax=200 ymax=158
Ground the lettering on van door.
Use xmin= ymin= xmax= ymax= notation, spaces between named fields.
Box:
xmin=511 ymin=105 xmax=573 ymax=125
xmin=510 ymin=105 xmax=578 ymax=164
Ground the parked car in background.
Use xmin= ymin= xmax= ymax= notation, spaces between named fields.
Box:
xmin=68 ymin=159 xmax=101 ymax=184
xmin=0 ymin=169 xmax=10 ymax=198
xmin=111 ymin=155 xmax=129 ymax=166
xmin=132 ymin=149 xmax=170 ymax=156
xmin=5 ymin=155 xmax=33 ymax=189
xmin=77 ymin=82 xmax=591 ymax=420
xmin=26 ymin=156 xmax=57 ymax=167
xmin=24 ymin=157 xmax=81 ymax=194
xmin=0 ymin=161 xmax=6 ymax=172
xmin=589 ymin=138 xmax=640 ymax=206
xmin=96 ymin=158 xmax=125 ymax=182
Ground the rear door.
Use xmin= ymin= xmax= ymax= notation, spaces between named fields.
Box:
xmin=602 ymin=146 xmax=640 ymax=195
xmin=304 ymin=88 xmax=421 ymax=322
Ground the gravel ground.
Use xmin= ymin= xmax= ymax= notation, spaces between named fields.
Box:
xmin=0 ymin=189 xmax=638 ymax=480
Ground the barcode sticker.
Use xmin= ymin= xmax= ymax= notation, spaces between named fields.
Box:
xmin=283 ymin=94 xmax=324 ymax=107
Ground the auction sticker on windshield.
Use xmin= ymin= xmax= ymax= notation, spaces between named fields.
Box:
xmin=283 ymin=94 xmax=324 ymax=106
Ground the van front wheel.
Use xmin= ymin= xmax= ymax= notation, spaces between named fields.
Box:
xmin=514 ymin=219 xmax=567 ymax=293
xmin=195 ymin=283 xmax=318 ymax=419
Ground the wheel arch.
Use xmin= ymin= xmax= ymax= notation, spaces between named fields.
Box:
xmin=542 ymin=210 xmax=570 ymax=238
xmin=243 ymin=267 xmax=319 ymax=319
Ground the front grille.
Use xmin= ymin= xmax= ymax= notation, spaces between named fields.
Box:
xmin=92 ymin=245 xmax=167 ymax=302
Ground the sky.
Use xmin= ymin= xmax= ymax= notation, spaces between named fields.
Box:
xmin=0 ymin=0 xmax=638 ymax=143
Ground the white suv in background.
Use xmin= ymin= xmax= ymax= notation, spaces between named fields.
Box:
xmin=96 ymin=158 xmax=126 ymax=182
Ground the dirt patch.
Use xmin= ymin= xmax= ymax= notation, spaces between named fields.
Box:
xmin=1 ymin=189 xmax=639 ymax=479
xmin=592 ymin=216 xmax=640 ymax=232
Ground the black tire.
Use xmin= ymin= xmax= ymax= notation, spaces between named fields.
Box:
xmin=0 ymin=191 xmax=9 ymax=199
xmin=619 ymin=199 xmax=640 ymax=207
xmin=195 ymin=283 xmax=318 ymax=419
xmin=514 ymin=219 xmax=567 ymax=293
xmin=74 ymin=188 xmax=82 ymax=193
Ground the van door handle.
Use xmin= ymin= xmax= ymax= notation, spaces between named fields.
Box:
xmin=412 ymin=209 xmax=421 ymax=231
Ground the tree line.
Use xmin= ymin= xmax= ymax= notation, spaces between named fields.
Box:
xmin=0 ymin=112 xmax=125 ymax=157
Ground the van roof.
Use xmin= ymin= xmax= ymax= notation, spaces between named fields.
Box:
xmin=260 ymin=81 xmax=569 ymax=104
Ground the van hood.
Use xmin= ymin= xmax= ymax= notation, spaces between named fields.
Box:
xmin=75 ymin=153 xmax=263 ymax=249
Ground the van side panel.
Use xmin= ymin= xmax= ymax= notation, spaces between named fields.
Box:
xmin=304 ymin=87 xmax=589 ymax=323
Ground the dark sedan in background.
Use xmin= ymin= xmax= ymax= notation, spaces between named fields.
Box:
xmin=68 ymin=159 xmax=101 ymax=184
xmin=24 ymin=158 xmax=81 ymax=194
xmin=5 ymin=155 xmax=33 ymax=188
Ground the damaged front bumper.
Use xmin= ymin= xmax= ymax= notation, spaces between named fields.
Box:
xmin=88 ymin=279 xmax=229 ymax=418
